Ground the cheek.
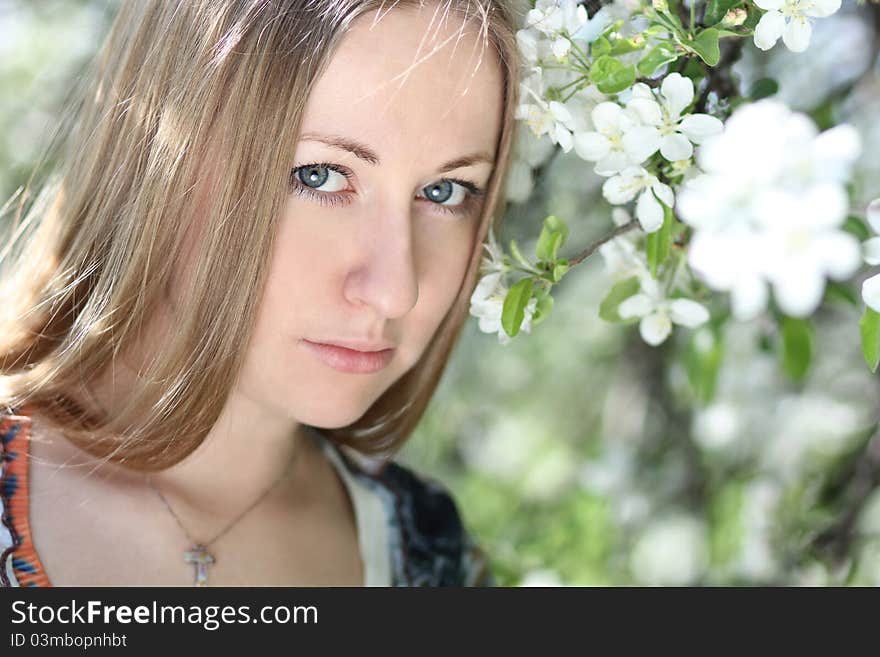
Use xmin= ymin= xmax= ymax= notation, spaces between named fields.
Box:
xmin=410 ymin=221 xmax=476 ymax=329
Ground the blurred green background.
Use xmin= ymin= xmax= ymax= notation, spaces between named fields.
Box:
xmin=3 ymin=0 xmax=880 ymax=586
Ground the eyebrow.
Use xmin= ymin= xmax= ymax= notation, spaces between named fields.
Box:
xmin=300 ymin=132 xmax=494 ymax=173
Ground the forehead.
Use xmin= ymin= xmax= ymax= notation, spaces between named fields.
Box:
xmin=300 ymin=6 xmax=504 ymax=158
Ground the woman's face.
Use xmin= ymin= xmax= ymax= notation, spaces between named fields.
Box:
xmin=239 ymin=6 xmax=504 ymax=428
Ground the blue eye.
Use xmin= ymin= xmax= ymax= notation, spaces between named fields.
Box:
xmin=294 ymin=164 xmax=350 ymax=193
xmin=424 ymin=180 xmax=468 ymax=206
xmin=288 ymin=162 xmax=485 ymax=217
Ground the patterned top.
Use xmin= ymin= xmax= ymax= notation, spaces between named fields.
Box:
xmin=0 ymin=405 xmax=494 ymax=587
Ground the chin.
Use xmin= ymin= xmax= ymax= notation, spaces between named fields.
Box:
xmin=291 ymin=390 xmax=384 ymax=430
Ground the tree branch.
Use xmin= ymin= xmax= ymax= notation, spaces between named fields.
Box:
xmin=568 ymin=218 xmax=641 ymax=267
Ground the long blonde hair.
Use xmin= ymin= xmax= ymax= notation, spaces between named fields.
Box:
xmin=0 ymin=0 xmax=520 ymax=470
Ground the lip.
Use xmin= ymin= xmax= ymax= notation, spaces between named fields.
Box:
xmin=302 ymin=339 xmax=394 ymax=374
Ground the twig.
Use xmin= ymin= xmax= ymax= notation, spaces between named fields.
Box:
xmin=568 ymin=219 xmax=640 ymax=267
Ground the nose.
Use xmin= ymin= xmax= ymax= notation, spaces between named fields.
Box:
xmin=344 ymin=206 xmax=419 ymax=320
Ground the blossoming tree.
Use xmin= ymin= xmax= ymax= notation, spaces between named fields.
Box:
xmin=457 ymin=0 xmax=880 ymax=585
xmin=470 ymin=0 xmax=880 ymax=374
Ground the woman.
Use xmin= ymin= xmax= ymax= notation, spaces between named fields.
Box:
xmin=0 ymin=0 xmax=519 ymax=586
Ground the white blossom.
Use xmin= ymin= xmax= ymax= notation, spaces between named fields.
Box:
xmin=515 ymin=26 xmax=555 ymax=68
xmin=573 ymin=101 xmax=661 ymax=175
xmin=525 ymin=0 xmax=589 ymax=59
xmin=627 ymin=75 xmax=724 ymax=162
xmin=677 ymin=100 xmax=862 ymax=319
xmin=479 ymin=226 xmax=506 ymax=277
xmin=618 ymin=276 xmax=710 ymax=346
xmin=602 ymin=165 xmax=675 ymax=233
xmin=469 ymin=270 xmax=538 ymax=345
xmin=599 ymin=229 xmax=648 ymax=283
xmin=516 ymin=67 xmax=577 ymax=152
xmin=753 ymin=0 xmax=842 ymax=53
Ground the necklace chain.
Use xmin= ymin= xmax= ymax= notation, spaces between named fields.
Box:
xmin=145 ymin=444 xmax=302 ymax=551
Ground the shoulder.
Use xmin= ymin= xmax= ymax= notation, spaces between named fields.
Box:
xmin=331 ymin=442 xmax=495 ymax=587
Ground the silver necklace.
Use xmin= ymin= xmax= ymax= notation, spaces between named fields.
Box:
xmin=145 ymin=446 xmax=301 ymax=587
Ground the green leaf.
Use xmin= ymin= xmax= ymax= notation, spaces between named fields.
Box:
xmin=642 ymin=25 xmax=669 ymax=39
xmin=749 ymin=77 xmax=779 ymax=101
xmin=645 ymin=198 xmax=674 ymax=277
xmin=716 ymin=28 xmax=750 ymax=38
xmin=860 ymin=307 xmax=880 ymax=373
xmin=536 ymin=215 xmax=569 ymax=262
xmin=599 ymin=65 xmax=637 ymax=94
xmin=690 ymin=28 xmax=721 ymax=66
xmin=509 ymin=238 xmax=533 ymax=271
xmin=781 ymin=316 xmax=814 ymax=382
xmin=652 ymin=5 xmax=685 ymax=37
xmin=843 ymin=215 xmax=871 ymax=241
xmin=681 ymin=57 xmax=706 ymax=82
xmin=591 ymin=36 xmax=612 ymax=58
xmin=532 ymin=293 xmax=554 ymax=327
xmin=824 ymin=281 xmax=859 ymax=308
xmin=703 ymin=0 xmax=741 ymax=27
xmin=552 ymin=259 xmax=569 ymax=283
xmin=590 ymin=56 xmax=637 ymax=94
xmin=743 ymin=5 xmax=762 ymax=30
xmin=599 ymin=276 xmax=641 ymax=324
xmin=637 ymin=46 xmax=678 ymax=77
xmin=502 ymin=277 xmax=535 ymax=338
xmin=609 ymin=36 xmax=647 ymax=56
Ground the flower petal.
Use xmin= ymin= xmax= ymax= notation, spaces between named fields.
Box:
xmin=782 ymin=16 xmax=812 ymax=52
xmin=651 ymin=181 xmax=675 ymax=209
xmin=629 ymin=83 xmax=654 ymax=101
xmin=626 ymin=97 xmax=663 ymax=126
xmin=595 ymin=151 xmax=630 ymax=176
xmin=669 ymin=299 xmax=710 ymax=328
xmin=754 ymin=11 xmax=785 ymax=51
xmin=660 ymin=133 xmax=694 ymax=161
xmin=602 ymin=173 xmax=641 ymax=204
xmin=773 ymin=268 xmax=825 ymax=318
xmin=516 ymin=29 xmax=539 ymax=66
xmin=640 ymin=312 xmax=672 ymax=346
xmin=820 ymin=232 xmax=861 ymax=280
xmin=592 ymin=102 xmax=623 ymax=132
xmin=636 ymin=189 xmax=665 ymax=233
xmin=552 ymin=36 xmax=571 ymax=59
xmin=731 ymin=276 xmax=769 ymax=320
xmin=622 ymin=125 xmax=661 ymax=163
xmin=549 ymin=100 xmax=574 ymax=126
xmin=619 ymin=293 xmax=653 ymax=319
xmin=867 ymin=198 xmax=880 ymax=235
xmin=753 ymin=0 xmax=784 ymax=9
xmin=573 ymin=131 xmax=610 ymax=162
xmin=471 ymin=272 xmax=502 ymax=303
xmin=863 ymin=273 xmax=880 ymax=313
xmin=660 ymin=73 xmax=694 ymax=118
xmin=554 ymin=124 xmax=574 ymax=152
xmin=805 ymin=0 xmax=841 ymax=18
xmin=864 ymin=237 xmax=880 ymax=267
xmin=679 ymin=114 xmax=724 ymax=144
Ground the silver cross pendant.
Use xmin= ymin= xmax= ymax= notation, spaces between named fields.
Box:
xmin=183 ymin=545 xmax=215 ymax=587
